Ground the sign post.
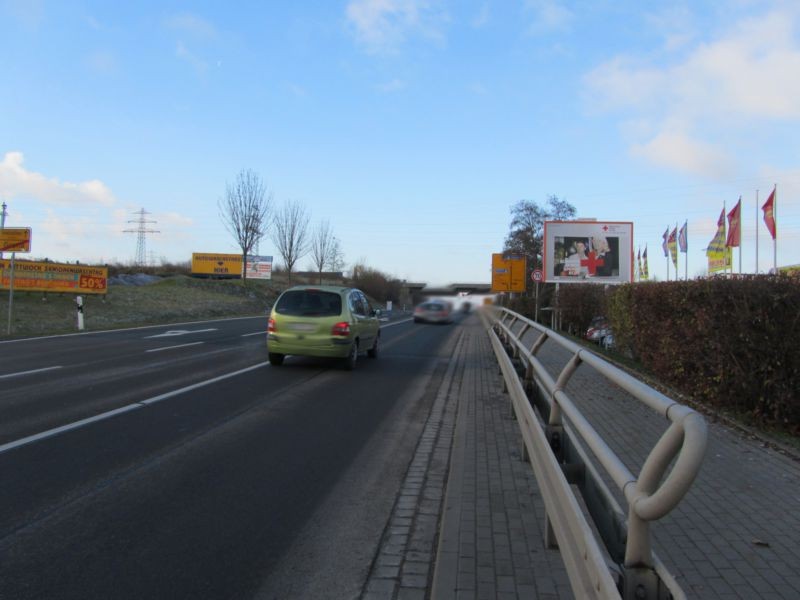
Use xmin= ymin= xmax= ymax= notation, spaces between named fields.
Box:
xmin=6 ymin=253 xmax=15 ymax=335
xmin=532 ymin=269 xmax=543 ymax=323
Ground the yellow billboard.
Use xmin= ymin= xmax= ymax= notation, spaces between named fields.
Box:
xmin=0 ymin=260 xmax=108 ymax=294
xmin=491 ymin=253 xmax=527 ymax=293
xmin=191 ymin=253 xmax=243 ymax=277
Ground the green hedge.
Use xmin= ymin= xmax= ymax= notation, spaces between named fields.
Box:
xmin=507 ymin=276 xmax=800 ymax=432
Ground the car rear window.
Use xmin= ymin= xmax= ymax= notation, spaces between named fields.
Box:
xmin=421 ymin=302 xmax=446 ymax=311
xmin=275 ymin=290 xmax=342 ymax=317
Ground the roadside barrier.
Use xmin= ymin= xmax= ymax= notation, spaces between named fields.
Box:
xmin=482 ymin=306 xmax=707 ymax=600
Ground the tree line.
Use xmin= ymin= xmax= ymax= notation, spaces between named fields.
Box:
xmin=218 ymin=168 xmax=344 ymax=284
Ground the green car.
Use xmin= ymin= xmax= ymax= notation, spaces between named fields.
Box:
xmin=267 ymin=285 xmax=381 ymax=370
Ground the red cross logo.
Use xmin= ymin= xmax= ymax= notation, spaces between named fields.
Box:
xmin=580 ymin=251 xmax=605 ymax=275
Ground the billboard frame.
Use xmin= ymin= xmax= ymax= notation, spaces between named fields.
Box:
xmin=543 ymin=221 xmax=634 ymax=284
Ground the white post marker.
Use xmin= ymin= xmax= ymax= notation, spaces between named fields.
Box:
xmin=76 ymin=295 xmax=84 ymax=331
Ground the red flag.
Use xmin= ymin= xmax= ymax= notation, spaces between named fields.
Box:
xmin=726 ymin=198 xmax=741 ymax=247
xmin=762 ymin=186 xmax=776 ymax=240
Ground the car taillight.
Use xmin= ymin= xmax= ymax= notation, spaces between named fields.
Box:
xmin=331 ymin=322 xmax=350 ymax=336
xmin=268 ymin=318 xmax=276 ymax=333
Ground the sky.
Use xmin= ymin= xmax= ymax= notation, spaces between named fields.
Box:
xmin=1 ymin=0 xmax=799 ymax=286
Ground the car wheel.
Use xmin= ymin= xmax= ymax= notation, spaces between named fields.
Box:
xmin=367 ymin=335 xmax=379 ymax=358
xmin=268 ymin=352 xmax=284 ymax=366
xmin=343 ymin=341 xmax=358 ymax=371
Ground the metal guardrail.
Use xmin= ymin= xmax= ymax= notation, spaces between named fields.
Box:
xmin=482 ymin=306 xmax=707 ymax=600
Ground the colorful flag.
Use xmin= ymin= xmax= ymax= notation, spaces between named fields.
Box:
xmin=668 ymin=226 xmax=678 ymax=269
xmin=642 ymin=246 xmax=649 ymax=280
xmin=637 ymin=247 xmax=642 ymax=279
xmin=707 ymin=208 xmax=732 ymax=273
xmin=678 ymin=220 xmax=688 ymax=253
xmin=726 ymin=198 xmax=742 ymax=247
xmin=762 ymin=186 xmax=776 ymax=240
xmin=662 ymin=228 xmax=669 ymax=257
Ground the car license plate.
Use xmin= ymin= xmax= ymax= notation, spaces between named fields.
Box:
xmin=288 ymin=323 xmax=316 ymax=332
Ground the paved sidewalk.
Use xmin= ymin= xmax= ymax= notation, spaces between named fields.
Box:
xmin=362 ymin=315 xmax=572 ymax=599
xmin=362 ymin=312 xmax=800 ymax=599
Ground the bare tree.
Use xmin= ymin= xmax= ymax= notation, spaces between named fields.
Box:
xmin=219 ymin=169 xmax=273 ymax=284
xmin=310 ymin=220 xmax=336 ymax=284
xmin=328 ymin=236 xmax=346 ymax=273
xmin=272 ymin=200 xmax=310 ymax=282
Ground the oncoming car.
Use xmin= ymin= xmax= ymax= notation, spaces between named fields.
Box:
xmin=267 ymin=286 xmax=380 ymax=370
xmin=413 ymin=300 xmax=453 ymax=324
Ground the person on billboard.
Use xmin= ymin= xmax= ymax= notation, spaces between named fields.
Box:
xmin=590 ymin=236 xmax=618 ymax=277
xmin=562 ymin=239 xmax=589 ymax=277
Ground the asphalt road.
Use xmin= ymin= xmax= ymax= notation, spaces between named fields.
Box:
xmin=0 ymin=312 xmax=465 ymax=599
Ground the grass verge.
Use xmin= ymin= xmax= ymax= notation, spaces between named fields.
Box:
xmin=0 ymin=275 xmax=280 ymax=339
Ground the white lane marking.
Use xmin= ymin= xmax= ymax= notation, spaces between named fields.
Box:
xmin=0 ymin=315 xmax=265 ymax=344
xmin=0 ymin=405 xmax=141 ymax=454
xmin=381 ymin=318 xmax=413 ymax=328
xmin=140 ymin=363 xmax=267 ymax=405
xmin=146 ymin=342 xmax=204 ymax=353
xmin=241 ymin=331 xmax=265 ymax=337
xmin=145 ymin=328 xmax=217 ymax=339
xmin=0 ymin=365 xmax=63 ymax=380
xmin=0 ymin=362 xmax=269 ymax=455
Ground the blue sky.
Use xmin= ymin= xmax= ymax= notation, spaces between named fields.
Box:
xmin=1 ymin=0 xmax=798 ymax=285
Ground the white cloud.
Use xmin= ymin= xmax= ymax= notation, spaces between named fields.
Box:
xmin=631 ymin=130 xmax=737 ymax=179
xmin=158 ymin=211 xmax=194 ymax=228
xmin=0 ymin=152 xmax=116 ymax=207
xmin=164 ymin=13 xmax=218 ymax=39
xmin=345 ymin=0 xmax=447 ymax=53
xmin=524 ymin=0 xmax=573 ymax=34
xmin=176 ymin=42 xmax=208 ymax=75
xmin=585 ymin=8 xmax=800 ymax=177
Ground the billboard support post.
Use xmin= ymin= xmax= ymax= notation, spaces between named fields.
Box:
xmin=6 ymin=252 xmax=15 ymax=335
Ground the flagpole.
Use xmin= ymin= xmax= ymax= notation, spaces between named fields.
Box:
xmin=738 ymin=196 xmax=742 ymax=275
xmin=773 ymin=184 xmax=777 ymax=273
xmin=755 ymin=190 xmax=759 ymax=274
xmin=675 ymin=221 xmax=678 ymax=281
xmin=684 ymin=221 xmax=688 ymax=281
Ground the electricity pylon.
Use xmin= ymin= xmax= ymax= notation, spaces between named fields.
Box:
xmin=123 ymin=208 xmax=159 ymax=266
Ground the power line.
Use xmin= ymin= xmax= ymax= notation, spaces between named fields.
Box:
xmin=123 ymin=208 xmax=160 ymax=266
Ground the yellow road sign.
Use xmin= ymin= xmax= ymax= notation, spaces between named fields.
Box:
xmin=0 ymin=227 xmax=32 ymax=253
xmin=491 ymin=253 xmax=527 ymax=292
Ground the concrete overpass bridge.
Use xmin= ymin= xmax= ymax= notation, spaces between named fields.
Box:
xmin=398 ymin=282 xmax=492 ymax=308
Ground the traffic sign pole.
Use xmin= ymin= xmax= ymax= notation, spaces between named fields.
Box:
xmin=7 ymin=252 xmax=15 ymax=335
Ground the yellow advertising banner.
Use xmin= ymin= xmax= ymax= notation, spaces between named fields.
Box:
xmin=0 ymin=260 xmax=108 ymax=294
xmin=191 ymin=253 xmax=243 ymax=277
xmin=491 ymin=253 xmax=527 ymax=293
